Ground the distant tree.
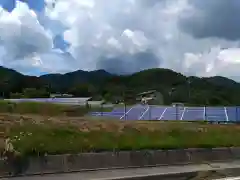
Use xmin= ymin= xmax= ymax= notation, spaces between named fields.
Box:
xmin=123 ymin=89 xmax=135 ymax=105
xmin=10 ymin=92 xmax=23 ymax=98
xmin=22 ymin=88 xmax=48 ymax=98
xmin=69 ymin=84 xmax=92 ymax=97
xmin=209 ymin=96 xmax=223 ymax=106
xmin=103 ymin=92 xmax=112 ymax=102
xmin=190 ymin=92 xmax=208 ymax=106
xmin=1 ymin=65 xmax=240 ymax=106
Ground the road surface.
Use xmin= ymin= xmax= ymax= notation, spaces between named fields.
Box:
xmin=2 ymin=161 xmax=240 ymax=180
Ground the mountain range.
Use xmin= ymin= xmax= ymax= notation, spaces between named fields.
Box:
xmin=0 ymin=66 xmax=239 ymax=105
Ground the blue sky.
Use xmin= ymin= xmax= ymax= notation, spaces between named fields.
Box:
xmin=0 ymin=0 xmax=240 ymax=80
xmin=0 ymin=0 xmax=68 ymax=51
xmin=0 ymin=0 xmax=45 ymax=11
xmin=0 ymin=0 xmax=69 ymax=75
xmin=0 ymin=0 xmax=46 ymax=76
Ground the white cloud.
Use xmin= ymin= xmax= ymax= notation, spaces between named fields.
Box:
xmin=0 ymin=1 xmax=52 ymax=66
xmin=181 ymin=47 xmax=240 ymax=79
xmin=1 ymin=0 xmax=240 ymax=80
xmin=45 ymin=0 xmax=186 ymax=71
xmin=0 ymin=1 xmax=76 ymax=74
xmin=33 ymin=50 xmax=77 ymax=74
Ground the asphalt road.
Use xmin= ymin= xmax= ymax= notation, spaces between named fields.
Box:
xmin=2 ymin=161 xmax=240 ymax=180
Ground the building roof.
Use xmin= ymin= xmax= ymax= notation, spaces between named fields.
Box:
xmin=50 ymin=93 xmax=73 ymax=97
xmin=50 ymin=97 xmax=92 ymax=102
xmin=137 ymin=90 xmax=157 ymax=96
xmin=78 ymin=97 xmax=92 ymax=101
xmin=141 ymin=97 xmax=154 ymax=101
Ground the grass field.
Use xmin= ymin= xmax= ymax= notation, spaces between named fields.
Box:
xmin=1 ymin=113 xmax=240 ymax=156
xmin=0 ymin=100 xmax=112 ymax=117
xmin=1 ymin=101 xmax=240 ymax=157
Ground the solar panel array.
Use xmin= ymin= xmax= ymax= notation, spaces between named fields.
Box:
xmin=5 ymin=98 xmax=240 ymax=122
xmin=91 ymin=104 xmax=240 ymax=122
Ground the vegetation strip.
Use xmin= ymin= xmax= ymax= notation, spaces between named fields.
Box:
xmin=2 ymin=119 xmax=240 ymax=156
xmin=0 ymin=102 xmax=240 ymax=156
xmin=0 ymin=101 xmax=111 ymax=117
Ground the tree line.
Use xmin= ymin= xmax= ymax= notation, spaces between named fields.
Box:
xmin=0 ymin=66 xmax=240 ymax=106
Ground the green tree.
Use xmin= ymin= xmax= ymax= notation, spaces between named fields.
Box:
xmin=22 ymin=88 xmax=48 ymax=98
xmin=69 ymin=84 xmax=92 ymax=97
xmin=103 ymin=92 xmax=112 ymax=102
xmin=10 ymin=92 xmax=23 ymax=98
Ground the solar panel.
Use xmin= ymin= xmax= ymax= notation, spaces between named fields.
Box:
xmin=90 ymin=105 xmax=240 ymax=123
xmin=183 ymin=107 xmax=205 ymax=121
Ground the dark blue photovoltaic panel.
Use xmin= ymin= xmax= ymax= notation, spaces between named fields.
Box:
xmin=226 ymin=107 xmax=240 ymax=122
xmin=205 ymin=107 xmax=226 ymax=122
xmin=183 ymin=107 xmax=204 ymax=121
xmin=91 ymin=105 xmax=240 ymax=122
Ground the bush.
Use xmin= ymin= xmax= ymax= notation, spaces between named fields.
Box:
xmin=7 ymin=121 xmax=240 ymax=156
xmin=0 ymin=101 xmax=90 ymax=116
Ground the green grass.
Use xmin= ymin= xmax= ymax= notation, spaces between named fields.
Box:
xmin=0 ymin=100 xmax=112 ymax=117
xmin=6 ymin=120 xmax=240 ymax=156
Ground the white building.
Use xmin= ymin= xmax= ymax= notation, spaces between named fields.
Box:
xmin=137 ymin=90 xmax=164 ymax=105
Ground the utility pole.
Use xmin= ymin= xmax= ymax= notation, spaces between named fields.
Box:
xmin=122 ymin=89 xmax=135 ymax=120
xmin=169 ymin=88 xmax=175 ymax=104
xmin=236 ymin=106 xmax=238 ymax=122
xmin=122 ymin=91 xmax=127 ymax=120
xmin=187 ymin=79 xmax=191 ymax=103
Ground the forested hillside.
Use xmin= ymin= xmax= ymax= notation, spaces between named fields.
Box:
xmin=0 ymin=66 xmax=240 ymax=106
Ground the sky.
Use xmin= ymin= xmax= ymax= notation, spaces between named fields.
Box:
xmin=1 ymin=0 xmax=240 ymax=80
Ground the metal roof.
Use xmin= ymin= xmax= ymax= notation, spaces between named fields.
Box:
xmin=137 ymin=90 xmax=157 ymax=96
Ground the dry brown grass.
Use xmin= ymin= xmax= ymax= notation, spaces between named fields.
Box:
xmin=0 ymin=113 xmax=238 ymax=133
xmin=2 ymin=113 xmax=240 ymax=156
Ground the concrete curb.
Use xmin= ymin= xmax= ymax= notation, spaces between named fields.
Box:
xmin=1 ymin=147 xmax=240 ymax=177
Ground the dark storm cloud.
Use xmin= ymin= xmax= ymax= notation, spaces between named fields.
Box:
xmin=53 ymin=35 xmax=70 ymax=51
xmin=138 ymin=0 xmax=165 ymax=7
xmin=10 ymin=43 xmax=39 ymax=59
xmin=96 ymin=52 xmax=160 ymax=74
xmin=179 ymin=0 xmax=240 ymax=40
xmin=3 ymin=35 xmax=49 ymax=60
